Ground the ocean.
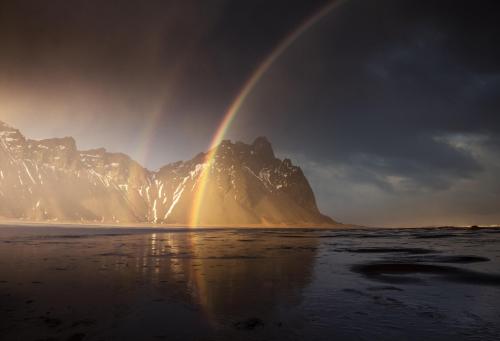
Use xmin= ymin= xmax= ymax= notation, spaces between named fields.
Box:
xmin=1 ymin=225 xmax=499 ymax=340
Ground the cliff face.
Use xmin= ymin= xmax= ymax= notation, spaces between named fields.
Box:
xmin=0 ymin=121 xmax=337 ymax=226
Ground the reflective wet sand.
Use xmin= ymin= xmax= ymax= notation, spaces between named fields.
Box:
xmin=1 ymin=226 xmax=500 ymax=340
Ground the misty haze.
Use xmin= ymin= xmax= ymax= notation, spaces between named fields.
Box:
xmin=0 ymin=0 xmax=499 ymax=340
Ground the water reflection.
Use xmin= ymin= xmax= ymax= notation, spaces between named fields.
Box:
xmin=0 ymin=227 xmax=319 ymax=340
xmin=139 ymin=230 xmax=319 ymax=323
xmin=1 ymin=227 xmax=500 ymax=340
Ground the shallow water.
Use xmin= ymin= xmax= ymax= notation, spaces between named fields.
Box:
xmin=1 ymin=226 xmax=500 ymax=340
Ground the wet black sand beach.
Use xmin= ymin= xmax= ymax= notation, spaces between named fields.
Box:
xmin=1 ymin=226 xmax=500 ymax=340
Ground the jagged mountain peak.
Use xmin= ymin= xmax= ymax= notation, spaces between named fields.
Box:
xmin=0 ymin=121 xmax=337 ymax=226
xmin=252 ymin=136 xmax=275 ymax=159
xmin=0 ymin=120 xmax=16 ymax=130
xmin=207 ymin=137 xmax=277 ymax=171
xmin=32 ymin=136 xmax=77 ymax=150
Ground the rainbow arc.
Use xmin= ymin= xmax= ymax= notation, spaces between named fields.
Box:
xmin=189 ymin=0 xmax=346 ymax=226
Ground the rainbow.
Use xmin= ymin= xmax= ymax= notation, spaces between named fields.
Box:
xmin=188 ymin=0 xmax=346 ymax=226
xmin=136 ymin=109 xmax=163 ymax=166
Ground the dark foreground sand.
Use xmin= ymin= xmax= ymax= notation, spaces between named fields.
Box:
xmin=1 ymin=226 xmax=500 ymax=340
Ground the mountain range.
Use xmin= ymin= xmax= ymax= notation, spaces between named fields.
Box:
xmin=0 ymin=121 xmax=337 ymax=227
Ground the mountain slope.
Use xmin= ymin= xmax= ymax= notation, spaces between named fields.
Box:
xmin=0 ymin=121 xmax=337 ymax=226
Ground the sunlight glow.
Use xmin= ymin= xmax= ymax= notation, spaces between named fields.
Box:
xmin=188 ymin=0 xmax=348 ymax=226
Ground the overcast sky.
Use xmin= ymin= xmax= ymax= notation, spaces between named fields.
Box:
xmin=0 ymin=0 xmax=499 ymax=226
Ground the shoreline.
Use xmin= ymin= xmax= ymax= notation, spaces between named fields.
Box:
xmin=0 ymin=220 xmax=352 ymax=230
xmin=0 ymin=220 xmax=497 ymax=230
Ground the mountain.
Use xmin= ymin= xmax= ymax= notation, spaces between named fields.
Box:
xmin=0 ymin=121 xmax=338 ymax=226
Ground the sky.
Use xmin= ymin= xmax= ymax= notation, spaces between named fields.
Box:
xmin=0 ymin=0 xmax=499 ymax=227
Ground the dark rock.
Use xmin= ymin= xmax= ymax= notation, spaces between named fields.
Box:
xmin=234 ymin=317 xmax=265 ymax=330
xmin=66 ymin=333 xmax=86 ymax=341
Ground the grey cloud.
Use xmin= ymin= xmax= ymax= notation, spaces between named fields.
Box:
xmin=233 ymin=0 xmax=499 ymax=198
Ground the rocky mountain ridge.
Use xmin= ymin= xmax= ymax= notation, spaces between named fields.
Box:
xmin=0 ymin=121 xmax=337 ymax=226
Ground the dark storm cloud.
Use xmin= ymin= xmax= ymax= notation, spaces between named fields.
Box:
xmin=233 ymin=0 xmax=500 ymax=195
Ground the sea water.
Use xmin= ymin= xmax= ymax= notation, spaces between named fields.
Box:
xmin=1 ymin=226 xmax=499 ymax=340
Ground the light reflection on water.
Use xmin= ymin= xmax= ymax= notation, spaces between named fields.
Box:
xmin=0 ymin=226 xmax=500 ymax=340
